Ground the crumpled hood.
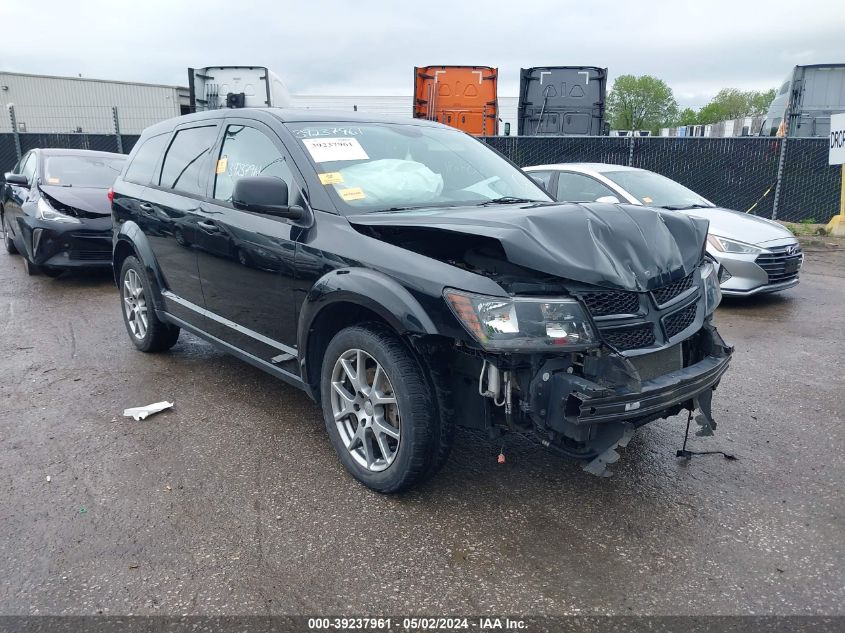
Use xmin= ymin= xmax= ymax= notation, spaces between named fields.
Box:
xmin=349 ymin=202 xmax=709 ymax=291
xmin=39 ymin=185 xmax=111 ymax=215
xmin=678 ymin=207 xmax=794 ymax=245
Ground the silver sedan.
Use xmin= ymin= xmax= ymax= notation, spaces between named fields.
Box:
xmin=524 ymin=163 xmax=803 ymax=297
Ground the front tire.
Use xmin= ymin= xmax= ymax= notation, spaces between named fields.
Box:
xmin=320 ymin=324 xmax=444 ymax=493
xmin=119 ymin=255 xmax=180 ymax=352
xmin=2 ymin=215 xmax=18 ymax=255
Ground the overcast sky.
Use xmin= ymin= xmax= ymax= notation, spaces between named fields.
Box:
xmin=1 ymin=0 xmax=843 ymax=108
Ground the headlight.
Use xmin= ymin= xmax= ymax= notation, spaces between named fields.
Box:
xmin=701 ymin=260 xmax=722 ymax=315
xmin=444 ymin=289 xmax=597 ymax=351
xmin=707 ymin=234 xmax=762 ymax=254
xmin=37 ymin=197 xmax=80 ymax=223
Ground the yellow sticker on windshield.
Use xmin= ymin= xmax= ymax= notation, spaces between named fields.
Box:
xmin=216 ymin=157 xmax=228 ymax=174
xmin=319 ymin=172 xmax=344 ymax=185
xmin=338 ymin=187 xmax=365 ymax=201
xmin=642 ymin=196 xmax=653 ymax=203
xmin=47 ymin=177 xmax=60 ymax=184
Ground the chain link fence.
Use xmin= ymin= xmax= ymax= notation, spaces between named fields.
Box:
xmin=484 ymin=135 xmax=840 ymax=223
xmin=0 ymin=101 xmax=839 ymax=224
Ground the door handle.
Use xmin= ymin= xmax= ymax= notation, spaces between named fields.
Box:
xmin=139 ymin=203 xmax=154 ymax=213
xmin=197 ymin=220 xmax=221 ymax=233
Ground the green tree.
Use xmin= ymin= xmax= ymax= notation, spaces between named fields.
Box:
xmin=606 ymin=75 xmax=679 ymax=134
xmin=749 ymin=88 xmax=777 ymax=114
xmin=676 ymin=108 xmax=699 ymax=126
xmin=697 ymin=88 xmax=778 ymax=124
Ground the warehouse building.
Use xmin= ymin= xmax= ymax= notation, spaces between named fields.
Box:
xmin=0 ymin=71 xmax=190 ymax=135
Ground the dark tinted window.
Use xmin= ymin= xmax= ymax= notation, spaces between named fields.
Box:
xmin=124 ymin=133 xmax=169 ymax=185
xmin=11 ymin=153 xmax=27 ymax=174
xmin=555 ymin=172 xmax=616 ymax=202
xmin=159 ymin=126 xmax=218 ymax=195
xmin=20 ymin=153 xmax=37 ymax=183
xmin=213 ymin=125 xmax=293 ymax=203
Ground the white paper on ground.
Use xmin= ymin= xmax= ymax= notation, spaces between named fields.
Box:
xmin=123 ymin=401 xmax=174 ymax=421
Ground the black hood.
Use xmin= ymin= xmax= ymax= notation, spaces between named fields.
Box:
xmin=348 ymin=202 xmax=709 ymax=292
xmin=39 ymin=185 xmax=111 ymax=216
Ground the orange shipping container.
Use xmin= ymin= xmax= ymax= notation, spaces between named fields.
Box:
xmin=413 ymin=66 xmax=499 ymax=136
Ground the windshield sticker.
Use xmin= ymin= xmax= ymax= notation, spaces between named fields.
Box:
xmin=642 ymin=196 xmax=653 ymax=203
xmin=318 ymin=172 xmax=344 ymax=185
xmin=216 ymin=157 xmax=228 ymax=174
xmin=294 ymin=126 xmax=364 ymax=139
xmin=338 ymin=187 xmax=366 ymax=201
xmin=47 ymin=177 xmax=60 ymax=184
xmin=302 ymin=138 xmax=369 ymax=163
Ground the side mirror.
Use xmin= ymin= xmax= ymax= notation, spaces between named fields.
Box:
xmin=232 ymin=176 xmax=304 ymax=220
xmin=595 ymin=195 xmax=621 ymax=204
xmin=4 ymin=173 xmax=29 ymax=187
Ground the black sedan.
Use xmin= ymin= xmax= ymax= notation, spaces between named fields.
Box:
xmin=2 ymin=148 xmax=126 ymax=276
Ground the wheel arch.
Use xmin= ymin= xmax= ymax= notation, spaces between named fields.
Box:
xmin=113 ymin=221 xmax=167 ymax=310
xmin=297 ymin=268 xmax=440 ymax=399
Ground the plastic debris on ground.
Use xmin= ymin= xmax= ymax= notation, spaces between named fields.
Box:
xmin=123 ymin=401 xmax=174 ymax=421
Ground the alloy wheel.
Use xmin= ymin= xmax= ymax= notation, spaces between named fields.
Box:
xmin=123 ymin=268 xmax=148 ymax=340
xmin=330 ymin=348 xmax=401 ymax=472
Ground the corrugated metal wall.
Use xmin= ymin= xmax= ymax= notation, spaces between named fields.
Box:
xmin=0 ymin=72 xmax=182 ymax=134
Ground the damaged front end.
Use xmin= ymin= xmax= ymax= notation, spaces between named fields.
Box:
xmin=440 ymin=265 xmax=732 ymax=476
xmin=351 ymin=202 xmax=733 ymax=475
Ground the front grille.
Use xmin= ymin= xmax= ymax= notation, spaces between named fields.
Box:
xmin=651 ymin=271 xmax=695 ymax=305
xmin=756 ymin=245 xmax=802 ymax=284
xmin=580 ymin=290 xmax=640 ymax=317
xmin=600 ymin=324 xmax=655 ymax=351
xmin=663 ymin=302 xmax=697 ymax=339
xmin=69 ymin=250 xmax=111 ymax=261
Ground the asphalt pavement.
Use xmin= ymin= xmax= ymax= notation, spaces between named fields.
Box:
xmin=0 ymin=245 xmax=842 ymax=616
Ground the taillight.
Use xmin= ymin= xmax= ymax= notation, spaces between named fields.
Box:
xmin=107 ymin=188 xmax=114 ymax=202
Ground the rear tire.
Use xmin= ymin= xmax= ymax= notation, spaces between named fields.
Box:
xmin=320 ymin=324 xmax=447 ymax=493
xmin=119 ymin=255 xmax=180 ymax=353
xmin=3 ymin=215 xmax=18 ymax=255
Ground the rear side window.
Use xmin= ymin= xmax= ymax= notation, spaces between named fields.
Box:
xmin=158 ymin=126 xmax=218 ymax=196
xmin=124 ymin=133 xmax=169 ymax=185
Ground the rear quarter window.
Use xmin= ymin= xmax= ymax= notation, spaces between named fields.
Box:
xmin=124 ymin=133 xmax=170 ymax=186
xmin=158 ymin=126 xmax=219 ymax=196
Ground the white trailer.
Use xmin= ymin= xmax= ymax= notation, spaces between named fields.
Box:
xmin=188 ymin=66 xmax=291 ymax=111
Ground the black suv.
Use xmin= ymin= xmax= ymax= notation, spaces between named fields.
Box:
xmin=111 ymin=108 xmax=732 ymax=492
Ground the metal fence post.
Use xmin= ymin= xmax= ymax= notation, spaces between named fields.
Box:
xmin=112 ymin=106 xmax=123 ymax=154
xmin=771 ymin=136 xmax=788 ymax=220
xmin=628 ymin=135 xmax=635 ymax=166
xmin=7 ymin=104 xmax=22 ymax=160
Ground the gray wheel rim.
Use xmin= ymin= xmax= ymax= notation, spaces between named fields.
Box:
xmin=123 ymin=268 xmax=148 ymax=340
xmin=330 ymin=348 xmax=401 ymax=472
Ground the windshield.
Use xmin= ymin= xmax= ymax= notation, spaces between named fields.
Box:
xmin=602 ymin=170 xmax=712 ymax=209
xmin=43 ymin=155 xmax=125 ymax=188
xmin=286 ymin=122 xmax=552 ymax=213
